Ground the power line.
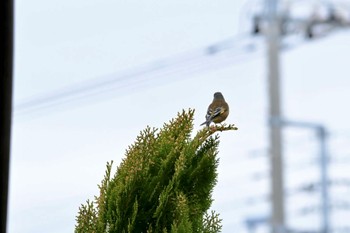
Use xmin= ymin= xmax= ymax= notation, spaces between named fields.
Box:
xmin=15 ymin=34 xmax=264 ymax=116
xmin=14 ymin=26 xmax=315 ymax=117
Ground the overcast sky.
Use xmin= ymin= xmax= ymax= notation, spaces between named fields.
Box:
xmin=10 ymin=0 xmax=350 ymax=232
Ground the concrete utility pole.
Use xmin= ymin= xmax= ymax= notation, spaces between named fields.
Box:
xmin=318 ymin=127 xmax=330 ymax=233
xmin=265 ymin=0 xmax=285 ymax=232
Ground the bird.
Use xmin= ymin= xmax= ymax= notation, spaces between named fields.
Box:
xmin=200 ymin=92 xmax=229 ymax=127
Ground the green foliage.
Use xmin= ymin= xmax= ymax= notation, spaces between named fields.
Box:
xmin=75 ymin=109 xmax=237 ymax=233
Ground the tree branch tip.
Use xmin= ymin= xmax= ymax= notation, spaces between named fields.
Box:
xmin=203 ymin=123 xmax=238 ymax=133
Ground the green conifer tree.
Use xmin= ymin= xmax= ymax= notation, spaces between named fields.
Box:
xmin=75 ymin=109 xmax=237 ymax=233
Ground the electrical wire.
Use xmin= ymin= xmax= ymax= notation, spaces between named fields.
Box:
xmin=14 ymin=34 xmax=264 ymax=116
xmin=14 ymin=29 xmax=312 ymax=118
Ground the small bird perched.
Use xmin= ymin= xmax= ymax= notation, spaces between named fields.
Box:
xmin=200 ymin=92 xmax=229 ymax=127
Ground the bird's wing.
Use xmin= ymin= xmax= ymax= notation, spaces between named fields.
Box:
xmin=201 ymin=106 xmax=226 ymax=126
xmin=209 ymin=107 xmax=225 ymax=120
xmin=205 ymin=107 xmax=226 ymax=121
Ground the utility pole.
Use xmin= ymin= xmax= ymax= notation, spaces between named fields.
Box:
xmin=318 ymin=127 xmax=329 ymax=233
xmin=266 ymin=0 xmax=285 ymax=232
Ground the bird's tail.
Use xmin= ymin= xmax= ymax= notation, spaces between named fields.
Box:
xmin=200 ymin=121 xmax=210 ymax=127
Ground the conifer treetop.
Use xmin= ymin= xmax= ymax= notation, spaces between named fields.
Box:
xmin=75 ymin=109 xmax=238 ymax=233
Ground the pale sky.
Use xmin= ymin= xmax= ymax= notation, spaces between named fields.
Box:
xmin=10 ymin=0 xmax=350 ymax=232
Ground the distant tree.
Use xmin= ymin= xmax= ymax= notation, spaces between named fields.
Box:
xmin=75 ymin=109 xmax=237 ymax=233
